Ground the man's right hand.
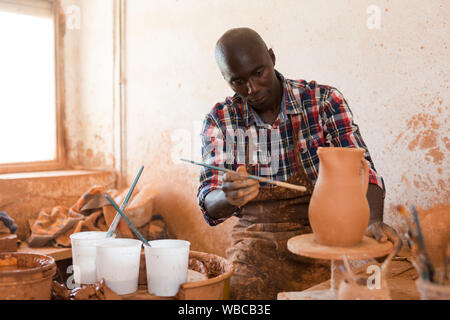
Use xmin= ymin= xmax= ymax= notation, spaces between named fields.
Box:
xmin=222 ymin=166 xmax=260 ymax=208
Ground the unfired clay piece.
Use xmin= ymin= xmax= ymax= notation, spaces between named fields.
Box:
xmin=309 ymin=147 xmax=370 ymax=247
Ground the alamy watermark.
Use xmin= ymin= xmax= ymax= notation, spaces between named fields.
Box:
xmin=66 ymin=5 xmax=81 ymax=30
xmin=367 ymin=5 xmax=381 ymax=30
xmin=170 ymin=122 xmax=282 ymax=175
xmin=66 ymin=264 xmax=80 ymax=289
xmin=366 ymin=264 xmax=382 ymax=289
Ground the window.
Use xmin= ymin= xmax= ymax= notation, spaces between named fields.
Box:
xmin=0 ymin=0 xmax=65 ymax=173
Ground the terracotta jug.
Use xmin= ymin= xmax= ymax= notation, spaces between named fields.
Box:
xmin=308 ymin=147 xmax=370 ymax=247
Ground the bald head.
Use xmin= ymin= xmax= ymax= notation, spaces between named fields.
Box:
xmin=214 ymin=28 xmax=281 ymax=111
xmin=215 ymin=28 xmax=270 ymax=74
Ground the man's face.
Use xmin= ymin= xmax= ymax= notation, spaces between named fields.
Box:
xmin=220 ymin=48 xmax=280 ymax=111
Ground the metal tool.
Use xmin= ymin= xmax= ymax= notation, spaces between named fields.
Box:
xmin=105 ymin=194 xmax=151 ymax=247
xmin=106 ymin=166 xmax=144 ymax=238
xmin=411 ymin=206 xmax=435 ymax=281
xmin=396 ymin=205 xmax=435 ymax=282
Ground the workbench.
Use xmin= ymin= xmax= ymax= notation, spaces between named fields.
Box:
xmin=14 ymin=242 xmax=422 ymax=300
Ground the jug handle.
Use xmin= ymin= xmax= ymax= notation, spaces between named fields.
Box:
xmin=360 ymin=158 xmax=370 ymax=195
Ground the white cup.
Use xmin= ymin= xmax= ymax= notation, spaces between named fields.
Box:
xmin=144 ymin=239 xmax=190 ymax=297
xmin=70 ymin=231 xmax=113 ymax=285
xmin=96 ymin=238 xmax=143 ymax=295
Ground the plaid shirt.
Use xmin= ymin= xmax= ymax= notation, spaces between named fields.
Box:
xmin=197 ymin=71 xmax=385 ymax=226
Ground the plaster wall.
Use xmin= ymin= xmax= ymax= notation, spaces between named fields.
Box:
xmin=59 ymin=0 xmax=449 ymax=256
xmin=123 ymin=0 xmax=449 ymax=256
xmin=61 ymin=0 xmax=115 ymax=170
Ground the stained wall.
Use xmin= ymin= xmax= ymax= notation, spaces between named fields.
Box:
xmin=61 ymin=0 xmax=116 ymax=170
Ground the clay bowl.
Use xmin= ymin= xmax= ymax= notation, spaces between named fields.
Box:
xmin=176 ymin=250 xmax=234 ymax=300
xmin=0 ymin=252 xmax=56 ymax=300
xmin=138 ymin=249 xmax=234 ymax=300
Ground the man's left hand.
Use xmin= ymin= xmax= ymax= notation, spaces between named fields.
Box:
xmin=366 ymin=221 xmax=399 ymax=244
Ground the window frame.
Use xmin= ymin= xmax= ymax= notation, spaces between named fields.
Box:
xmin=0 ymin=0 xmax=66 ymax=174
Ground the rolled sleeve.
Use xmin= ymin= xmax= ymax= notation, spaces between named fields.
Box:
xmin=197 ymin=179 xmax=226 ymax=226
xmin=196 ymin=114 xmax=236 ymax=226
xmin=323 ymin=88 xmax=386 ymax=195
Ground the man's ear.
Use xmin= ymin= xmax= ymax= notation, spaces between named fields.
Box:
xmin=268 ymin=48 xmax=276 ymax=67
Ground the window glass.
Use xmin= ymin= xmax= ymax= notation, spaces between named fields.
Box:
xmin=0 ymin=9 xmax=56 ymax=164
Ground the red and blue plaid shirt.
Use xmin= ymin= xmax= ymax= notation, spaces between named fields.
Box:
xmin=198 ymin=71 xmax=385 ymax=226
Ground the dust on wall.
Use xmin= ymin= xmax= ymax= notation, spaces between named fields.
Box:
xmin=61 ymin=0 xmax=115 ymax=170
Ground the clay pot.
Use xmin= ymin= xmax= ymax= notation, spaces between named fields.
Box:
xmin=137 ymin=249 xmax=234 ymax=300
xmin=0 ymin=253 xmax=56 ymax=300
xmin=309 ymin=147 xmax=370 ymax=247
xmin=175 ymin=250 xmax=235 ymax=300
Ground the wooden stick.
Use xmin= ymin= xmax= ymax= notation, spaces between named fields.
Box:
xmin=181 ymin=158 xmax=307 ymax=192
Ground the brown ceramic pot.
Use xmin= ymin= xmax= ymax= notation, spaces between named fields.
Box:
xmin=0 ymin=252 xmax=56 ymax=300
xmin=308 ymin=147 xmax=370 ymax=247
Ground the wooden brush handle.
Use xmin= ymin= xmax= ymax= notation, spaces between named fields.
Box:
xmin=257 ymin=177 xmax=307 ymax=192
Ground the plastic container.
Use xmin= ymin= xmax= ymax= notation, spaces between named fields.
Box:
xmin=0 ymin=253 xmax=56 ymax=300
xmin=144 ymin=239 xmax=190 ymax=297
xmin=70 ymin=231 xmax=113 ymax=284
xmin=96 ymin=238 xmax=142 ymax=295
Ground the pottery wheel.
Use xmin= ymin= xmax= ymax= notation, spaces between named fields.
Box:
xmin=287 ymin=233 xmax=393 ymax=261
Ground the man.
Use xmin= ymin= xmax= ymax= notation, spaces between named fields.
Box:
xmin=197 ymin=28 xmax=398 ymax=300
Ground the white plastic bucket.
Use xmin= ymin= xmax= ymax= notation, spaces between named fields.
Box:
xmin=70 ymin=231 xmax=113 ymax=285
xmin=96 ymin=238 xmax=142 ymax=295
xmin=144 ymin=239 xmax=190 ymax=297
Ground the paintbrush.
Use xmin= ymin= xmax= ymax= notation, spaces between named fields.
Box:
xmin=411 ymin=206 xmax=435 ymax=282
xmin=106 ymin=166 xmax=144 ymax=238
xmin=105 ymin=194 xmax=151 ymax=247
xmin=443 ymin=240 xmax=450 ymax=285
xmin=180 ymin=158 xmax=307 ymax=192
xmin=396 ymin=205 xmax=430 ymax=281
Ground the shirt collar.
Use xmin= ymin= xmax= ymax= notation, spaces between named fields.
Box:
xmin=242 ymin=70 xmax=303 ymax=127
xmin=250 ymin=95 xmax=288 ymax=128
